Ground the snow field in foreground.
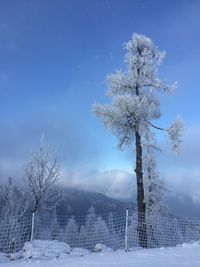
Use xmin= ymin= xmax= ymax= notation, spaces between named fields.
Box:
xmin=1 ymin=241 xmax=200 ymax=267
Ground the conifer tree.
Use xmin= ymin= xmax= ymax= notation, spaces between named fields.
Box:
xmin=93 ymin=33 xmax=183 ymax=247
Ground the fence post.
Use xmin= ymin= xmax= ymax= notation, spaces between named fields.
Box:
xmin=125 ymin=208 xmax=129 ymax=252
xmin=30 ymin=212 xmax=35 ymax=241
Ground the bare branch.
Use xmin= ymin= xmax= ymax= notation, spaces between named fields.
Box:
xmin=149 ymin=122 xmax=165 ymax=131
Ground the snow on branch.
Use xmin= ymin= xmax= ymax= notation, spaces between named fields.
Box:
xmin=93 ymin=93 xmax=161 ymax=150
xmin=166 ymin=117 xmax=184 ymax=154
xmin=150 ymin=78 xmax=177 ymax=95
xmin=107 ymin=71 xmax=136 ymax=96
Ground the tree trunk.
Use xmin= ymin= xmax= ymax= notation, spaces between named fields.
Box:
xmin=135 ymin=130 xmax=147 ymax=248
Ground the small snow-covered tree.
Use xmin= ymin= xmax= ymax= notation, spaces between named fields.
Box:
xmin=93 ymin=33 xmax=183 ymax=247
xmin=94 ymin=216 xmax=110 ymax=246
xmin=143 ymin=131 xmax=166 ymax=215
xmin=0 ymin=177 xmax=28 ymax=218
xmin=25 ymin=142 xmax=62 ymax=213
xmin=0 ymin=177 xmax=29 ymax=253
xmin=79 ymin=224 xmax=86 ymax=248
xmin=84 ymin=206 xmax=97 ymax=249
xmin=108 ymin=212 xmax=123 ymax=249
xmin=65 ymin=217 xmax=79 ymax=247
xmin=34 ymin=209 xmax=60 ymax=240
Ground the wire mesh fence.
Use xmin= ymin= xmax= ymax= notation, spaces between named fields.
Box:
xmin=1 ymin=208 xmax=200 ymax=255
xmin=127 ymin=210 xmax=200 ymax=248
xmin=0 ymin=214 xmax=32 ymax=254
xmin=33 ymin=209 xmax=126 ymax=252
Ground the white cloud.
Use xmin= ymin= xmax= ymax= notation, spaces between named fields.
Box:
xmin=62 ymin=168 xmax=135 ymax=199
xmin=60 ymin=125 xmax=200 ymax=203
xmin=154 ymin=125 xmax=200 ymax=202
xmin=166 ymin=169 xmax=200 ymax=203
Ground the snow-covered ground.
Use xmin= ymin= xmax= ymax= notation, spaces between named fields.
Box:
xmin=1 ymin=242 xmax=200 ymax=267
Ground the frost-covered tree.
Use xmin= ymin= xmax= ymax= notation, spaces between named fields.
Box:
xmin=83 ymin=207 xmax=110 ymax=249
xmin=25 ymin=142 xmax=62 ymax=213
xmin=79 ymin=224 xmax=86 ymax=248
xmin=107 ymin=212 xmax=124 ymax=249
xmin=93 ymin=33 xmax=183 ymax=247
xmin=94 ymin=216 xmax=110 ymax=246
xmin=0 ymin=177 xmax=29 ymax=253
xmin=34 ymin=209 xmax=60 ymax=240
xmin=65 ymin=217 xmax=79 ymax=247
xmin=143 ymin=131 xmax=166 ymax=215
xmin=84 ymin=206 xmax=97 ymax=248
xmin=0 ymin=177 xmax=28 ymax=218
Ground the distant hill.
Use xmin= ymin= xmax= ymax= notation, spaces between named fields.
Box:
xmin=56 ymin=187 xmax=135 ymax=216
xmin=53 ymin=186 xmax=200 ymax=220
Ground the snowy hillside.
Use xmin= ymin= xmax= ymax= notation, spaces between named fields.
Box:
xmin=1 ymin=242 xmax=200 ymax=267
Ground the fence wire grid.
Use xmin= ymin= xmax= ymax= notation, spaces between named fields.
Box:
xmin=1 ymin=209 xmax=200 ymax=255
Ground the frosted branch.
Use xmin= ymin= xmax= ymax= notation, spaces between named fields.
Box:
xmin=166 ymin=117 xmax=184 ymax=154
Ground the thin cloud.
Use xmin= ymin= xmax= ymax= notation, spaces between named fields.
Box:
xmin=62 ymin=168 xmax=135 ymax=199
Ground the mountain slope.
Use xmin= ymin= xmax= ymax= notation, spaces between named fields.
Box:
xmin=56 ymin=187 xmax=135 ymax=216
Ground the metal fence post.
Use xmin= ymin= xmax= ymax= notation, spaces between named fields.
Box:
xmin=125 ymin=208 xmax=129 ymax=252
xmin=30 ymin=212 xmax=35 ymax=241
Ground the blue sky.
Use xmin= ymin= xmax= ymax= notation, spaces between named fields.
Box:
xmin=0 ymin=0 xmax=200 ymax=201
